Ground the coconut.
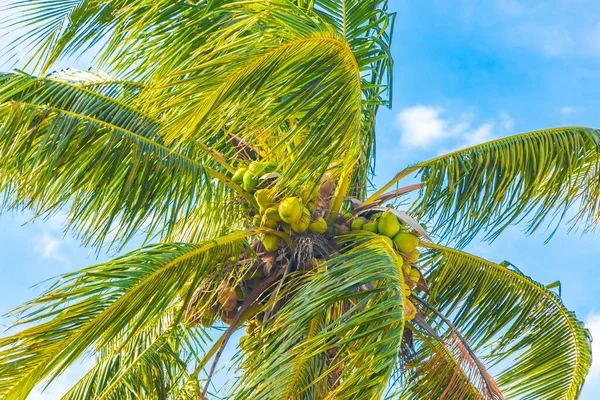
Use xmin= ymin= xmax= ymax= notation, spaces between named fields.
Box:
xmin=278 ymin=197 xmax=303 ymax=224
xmin=402 ymin=262 xmax=412 ymax=275
xmin=219 ymin=308 xmax=238 ymax=325
xmin=261 ymin=234 xmax=280 ymax=252
xmin=393 ymin=232 xmax=419 ymax=253
xmin=254 ymin=189 xmax=273 ymax=211
xmin=265 ymin=207 xmax=282 ymax=222
xmin=199 ymin=308 xmax=218 ymax=328
xmin=232 ymin=168 xmax=246 ymax=184
xmin=402 ymin=284 xmax=411 ymax=297
xmin=309 ymin=216 xmax=328 ymax=234
xmin=217 ymin=284 xmax=238 ymax=312
xmin=235 ymin=285 xmax=245 ymax=301
xmin=351 ymin=217 xmax=366 ymax=231
xmin=404 ymin=300 xmax=417 ymax=321
xmin=291 ymin=207 xmax=311 ymax=233
xmin=409 ymin=267 xmax=421 ymax=283
xmin=243 ymin=170 xmax=258 ymax=192
xmin=381 ymin=235 xmax=394 ymax=249
xmin=245 ymin=319 xmax=259 ymax=335
xmin=378 ymin=211 xmax=400 ymax=238
xmin=252 ymin=215 xmax=261 ymax=226
xmin=363 ymin=221 xmax=378 ymax=233
xmin=261 ymin=214 xmax=279 ymax=229
xmin=406 ymin=249 xmax=421 ymax=263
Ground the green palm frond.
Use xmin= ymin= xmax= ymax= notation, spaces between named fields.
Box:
xmin=0 ymin=70 xmax=251 ymax=248
xmin=0 ymin=0 xmax=230 ymax=77
xmin=0 ymin=231 xmax=251 ymax=399
xmin=416 ymin=243 xmax=591 ymax=400
xmin=232 ymin=233 xmax=405 ymax=399
xmin=364 ymin=127 xmax=600 ymax=247
xmin=63 ymin=309 xmax=207 ymax=400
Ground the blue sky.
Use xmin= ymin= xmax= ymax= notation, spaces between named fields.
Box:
xmin=1 ymin=0 xmax=599 ymax=398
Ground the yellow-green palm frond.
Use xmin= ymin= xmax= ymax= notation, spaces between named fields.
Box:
xmin=414 ymin=243 xmax=591 ymax=400
xmin=365 ymin=127 xmax=600 ymax=247
xmin=0 ymin=70 xmax=250 ymax=249
xmin=232 ymin=233 xmax=405 ymax=399
xmin=0 ymin=0 xmax=231 ymax=78
xmin=63 ymin=309 xmax=207 ymax=400
xmin=0 ymin=231 xmax=252 ymax=399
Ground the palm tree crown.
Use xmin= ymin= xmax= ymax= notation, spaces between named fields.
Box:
xmin=0 ymin=1 xmax=594 ymax=399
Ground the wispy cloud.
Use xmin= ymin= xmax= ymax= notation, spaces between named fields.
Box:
xmin=394 ymin=105 xmax=512 ymax=154
xmin=33 ymin=232 xmax=70 ymax=267
xmin=558 ymin=106 xmax=585 ymax=115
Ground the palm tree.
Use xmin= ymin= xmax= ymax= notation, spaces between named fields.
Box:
xmin=0 ymin=0 xmax=594 ymax=398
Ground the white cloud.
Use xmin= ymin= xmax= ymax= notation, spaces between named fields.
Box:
xmin=395 ymin=106 xmax=452 ymax=147
xmin=33 ymin=232 xmax=70 ymax=267
xmin=587 ymin=312 xmax=600 ymax=382
xmin=500 ymin=112 xmax=514 ymax=130
xmin=459 ymin=123 xmax=495 ymax=148
xmin=394 ymin=105 xmax=510 ymax=153
xmin=559 ymin=106 xmax=585 ymax=115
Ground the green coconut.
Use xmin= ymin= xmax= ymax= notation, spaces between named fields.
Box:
xmin=265 ymin=207 xmax=282 ymax=222
xmin=261 ymin=234 xmax=280 ymax=252
xmin=261 ymin=214 xmax=279 ymax=229
xmin=243 ymin=170 xmax=258 ymax=192
xmin=254 ymin=189 xmax=273 ymax=211
xmin=232 ymin=168 xmax=246 ymax=184
xmin=381 ymin=235 xmax=394 ymax=249
xmin=363 ymin=221 xmax=378 ymax=233
xmin=252 ymin=215 xmax=261 ymax=226
xmin=409 ymin=267 xmax=421 ymax=283
xmin=291 ymin=207 xmax=311 ymax=233
xmin=351 ymin=217 xmax=366 ymax=231
xmin=393 ymin=232 xmax=419 ymax=253
xmin=278 ymin=197 xmax=303 ymax=224
xmin=378 ymin=211 xmax=400 ymax=238
xmin=309 ymin=216 xmax=328 ymax=234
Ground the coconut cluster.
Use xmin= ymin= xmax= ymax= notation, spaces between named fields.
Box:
xmin=184 ymin=161 xmax=428 ymax=343
xmin=349 ymin=211 xmax=423 ymax=321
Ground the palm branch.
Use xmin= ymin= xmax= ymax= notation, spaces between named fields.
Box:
xmin=0 ymin=0 xmax=594 ymax=399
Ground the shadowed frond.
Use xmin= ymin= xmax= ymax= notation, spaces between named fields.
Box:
xmin=0 ymin=231 xmax=251 ymax=399
xmin=63 ymin=309 xmax=208 ymax=400
xmin=417 ymin=243 xmax=591 ymax=400
xmin=389 ymin=299 xmax=504 ymax=400
xmin=364 ymin=127 xmax=600 ymax=247
xmin=232 ymin=234 xmax=405 ymax=399
xmin=0 ymin=71 xmax=250 ymax=249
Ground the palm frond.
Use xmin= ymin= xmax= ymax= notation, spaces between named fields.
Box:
xmin=231 ymin=233 xmax=405 ymax=399
xmin=390 ymin=298 xmax=504 ymax=400
xmin=0 ymin=70 xmax=249 ymax=249
xmin=0 ymin=0 xmax=229 ymax=77
xmin=417 ymin=243 xmax=591 ymax=400
xmin=363 ymin=127 xmax=600 ymax=247
xmin=63 ymin=309 xmax=207 ymax=400
xmin=0 ymin=231 xmax=252 ymax=399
